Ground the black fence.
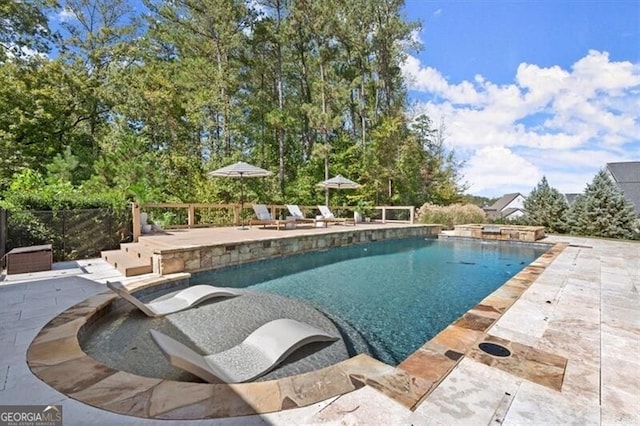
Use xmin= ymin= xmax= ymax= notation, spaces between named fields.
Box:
xmin=0 ymin=208 xmax=130 ymax=263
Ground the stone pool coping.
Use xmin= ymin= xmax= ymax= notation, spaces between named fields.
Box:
xmin=26 ymin=241 xmax=568 ymax=419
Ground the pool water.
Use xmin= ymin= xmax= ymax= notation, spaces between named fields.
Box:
xmin=192 ymin=237 xmax=547 ymax=365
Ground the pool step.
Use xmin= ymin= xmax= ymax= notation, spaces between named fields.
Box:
xmin=101 ymin=247 xmax=153 ymax=277
xmin=120 ymin=242 xmax=155 ymax=264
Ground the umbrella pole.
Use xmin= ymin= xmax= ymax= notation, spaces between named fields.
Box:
xmin=239 ymin=174 xmax=246 ymax=230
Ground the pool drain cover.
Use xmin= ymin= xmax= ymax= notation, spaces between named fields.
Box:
xmin=478 ymin=342 xmax=511 ymax=357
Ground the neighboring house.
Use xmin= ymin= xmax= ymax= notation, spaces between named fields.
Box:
xmin=483 ymin=193 xmax=526 ymax=220
xmin=606 ymin=161 xmax=640 ymax=215
xmin=564 ymin=193 xmax=580 ymax=206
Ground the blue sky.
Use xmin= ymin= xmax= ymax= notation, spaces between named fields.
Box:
xmin=401 ymin=0 xmax=640 ymax=197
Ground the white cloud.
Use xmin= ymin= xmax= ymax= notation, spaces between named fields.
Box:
xmin=57 ymin=8 xmax=77 ymax=23
xmin=402 ymin=50 xmax=640 ymax=196
xmin=464 ymin=146 xmax=541 ymax=194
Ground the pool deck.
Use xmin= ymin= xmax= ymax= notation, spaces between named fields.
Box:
xmin=1 ymin=231 xmax=638 ymax=425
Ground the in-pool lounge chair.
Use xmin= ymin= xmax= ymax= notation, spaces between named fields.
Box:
xmin=250 ymin=204 xmax=295 ymax=230
xmin=317 ymin=205 xmax=355 ymax=226
xmin=149 ymin=318 xmax=338 ymax=383
xmin=106 ymin=281 xmax=239 ymax=317
xmin=286 ymin=204 xmax=322 ymax=227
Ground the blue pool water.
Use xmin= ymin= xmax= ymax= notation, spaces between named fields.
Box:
xmin=192 ymin=237 xmax=547 ymax=365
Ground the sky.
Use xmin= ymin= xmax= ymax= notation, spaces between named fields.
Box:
xmin=401 ymin=0 xmax=640 ymax=197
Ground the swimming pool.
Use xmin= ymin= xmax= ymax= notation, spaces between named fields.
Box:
xmin=192 ymin=237 xmax=547 ymax=365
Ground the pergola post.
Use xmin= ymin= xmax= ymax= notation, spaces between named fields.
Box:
xmin=132 ymin=202 xmax=141 ymax=242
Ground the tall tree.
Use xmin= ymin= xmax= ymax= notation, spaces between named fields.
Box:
xmin=568 ymin=169 xmax=638 ymax=239
xmin=54 ymin=0 xmax=142 ymax=169
xmin=524 ymin=176 xmax=568 ymax=233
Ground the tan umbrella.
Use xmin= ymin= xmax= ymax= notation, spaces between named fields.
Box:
xmin=317 ymin=175 xmax=361 ymax=206
xmin=209 ymin=161 xmax=272 ymax=229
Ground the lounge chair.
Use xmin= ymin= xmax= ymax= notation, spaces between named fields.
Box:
xmin=286 ymin=204 xmax=322 ymax=227
xmin=106 ymin=281 xmax=239 ymax=317
xmin=250 ymin=204 xmax=295 ymax=230
xmin=149 ymin=318 xmax=338 ymax=383
xmin=317 ymin=205 xmax=355 ymax=226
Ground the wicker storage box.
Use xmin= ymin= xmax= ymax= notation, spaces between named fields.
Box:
xmin=6 ymin=244 xmax=53 ymax=274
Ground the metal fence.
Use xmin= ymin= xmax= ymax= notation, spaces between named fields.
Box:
xmin=0 ymin=208 xmax=129 ymax=263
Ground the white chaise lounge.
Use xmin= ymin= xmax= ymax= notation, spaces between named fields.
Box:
xmin=149 ymin=318 xmax=338 ymax=383
xmin=249 ymin=204 xmax=296 ymax=230
xmin=106 ymin=281 xmax=239 ymax=317
xmin=317 ymin=205 xmax=355 ymax=226
xmin=286 ymin=204 xmax=321 ymax=227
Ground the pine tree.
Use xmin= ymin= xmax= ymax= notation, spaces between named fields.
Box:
xmin=523 ymin=176 xmax=568 ymax=233
xmin=569 ymin=170 xmax=638 ymax=239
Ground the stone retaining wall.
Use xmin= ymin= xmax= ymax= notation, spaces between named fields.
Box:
xmin=154 ymin=225 xmax=441 ymax=275
xmin=453 ymin=224 xmax=545 ymax=242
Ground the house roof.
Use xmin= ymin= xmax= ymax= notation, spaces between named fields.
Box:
xmin=607 ymin=162 xmax=640 ymax=183
xmin=564 ymin=193 xmax=580 ymax=206
xmin=488 ymin=193 xmax=522 ymax=212
xmin=606 ymin=162 xmax=640 ymax=214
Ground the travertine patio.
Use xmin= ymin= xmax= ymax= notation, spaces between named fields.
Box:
xmin=0 ymin=231 xmax=638 ymax=425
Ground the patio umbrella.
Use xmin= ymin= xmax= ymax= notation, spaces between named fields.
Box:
xmin=316 ymin=174 xmax=361 ymax=205
xmin=209 ymin=161 xmax=272 ymax=229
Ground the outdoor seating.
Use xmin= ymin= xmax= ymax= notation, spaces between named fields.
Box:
xmin=149 ymin=318 xmax=338 ymax=383
xmin=286 ymin=205 xmax=322 ymax=227
xmin=106 ymin=281 xmax=239 ymax=317
xmin=250 ymin=204 xmax=296 ymax=230
xmin=317 ymin=205 xmax=356 ymax=226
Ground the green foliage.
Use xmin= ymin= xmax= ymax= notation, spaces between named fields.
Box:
xmin=566 ymin=170 xmax=638 ymax=239
xmin=459 ymin=194 xmax=498 ymax=208
xmin=417 ymin=203 xmax=487 ymax=230
xmin=0 ymin=0 xmax=56 ymax=61
xmin=523 ymin=176 xmax=568 ymax=233
xmin=1 ymin=0 xmax=465 ymax=217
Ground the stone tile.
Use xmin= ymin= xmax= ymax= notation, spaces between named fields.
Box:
xmin=260 ymin=397 xmax=336 ymax=425
xmin=601 ymin=355 xmax=640 ymax=399
xmin=490 ymin=298 xmax=553 ymax=340
xmin=488 ymin=323 xmax=540 ymax=347
xmin=560 ymin=357 xmax=599 ymax=402
xmin=468 ymin=336 xmax=566 ymax=391
xmin=503 ymin=381 xmax=598 ymax=426
xmin=430 ymin=324 xmax=483 ymax=355
xmin=545 ymin=317 xmax=600 ymax=341
xmin=601 ymin=329 xmax=640 ymax=366
xmin=413 ymin=359 xmax=521 ymax=425
xmin=519 ymin=282 xmax=563 ymax=306
xmin=602 ymin=303 xmax=640 ymax=333
xmin=276 ymin=362 xmax=354 ymax=410
xmin=452 ymin=312 xmax=496 ymax=333
xmin=537 ymin=328 xmax=599 ymax=367
xmin=602 ymin=292 xmax=639 ymax=310
xmin=397 ymin=348 xmax=455 ymax=383
xmin=309 ymin=386 xmax=412 ymax=425
xmin=601 ymin=386 xmax=640 ymax=426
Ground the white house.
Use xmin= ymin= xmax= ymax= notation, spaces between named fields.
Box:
xmin=483 ymin=193 xmax=526 ymax=220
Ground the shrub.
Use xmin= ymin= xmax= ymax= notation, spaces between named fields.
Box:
xmin=417 ymin=203 xmax=486 ymax=229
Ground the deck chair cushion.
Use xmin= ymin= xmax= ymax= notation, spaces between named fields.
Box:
xmin=150 ymin=318 xmax=338 ymax=383
xmin=107 ymin=281 xmax=239 ymax=317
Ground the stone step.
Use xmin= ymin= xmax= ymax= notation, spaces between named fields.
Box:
xmin=101 ymin=249 xmax=152 ymax=277
xmin=120 ymin=243 xmax=155 ymax=263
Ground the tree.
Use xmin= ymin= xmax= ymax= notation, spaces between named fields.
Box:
xmin=568 ymin=169 xmax=638 ymax=239
xmin=523 ymin=176 xmax=568 ymax=233
xmin=406 ymin=115 xmax=465 ymax=205
xmin=0 ymin=0 xmax=56 ymax=61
